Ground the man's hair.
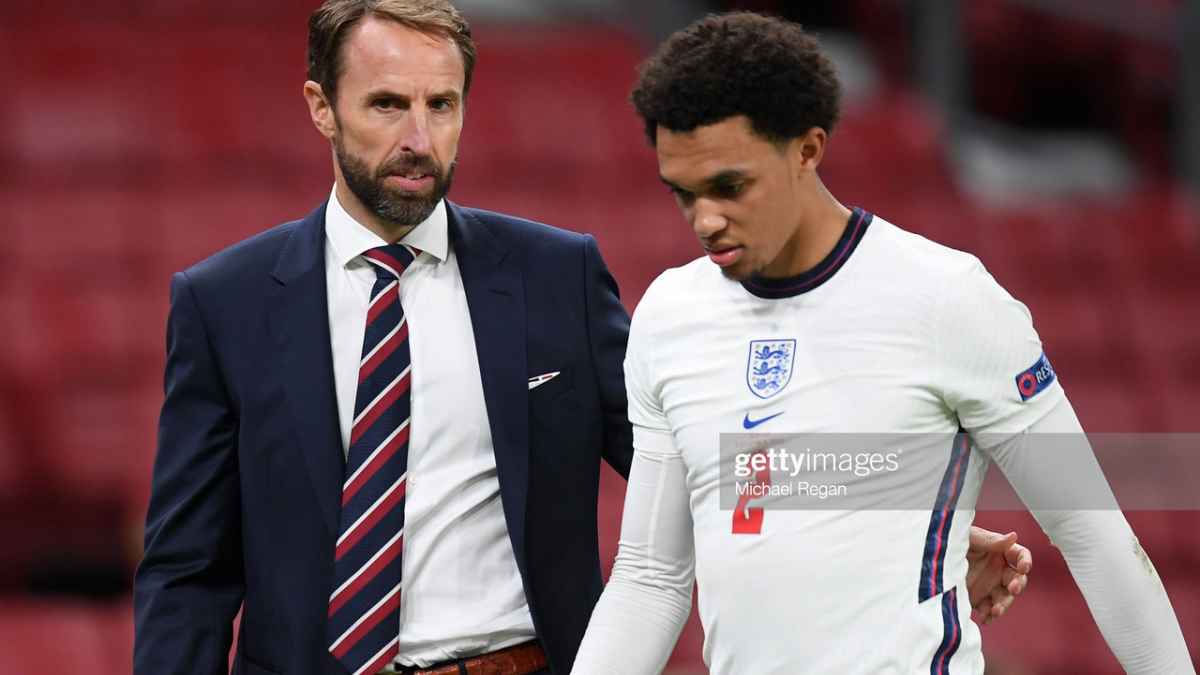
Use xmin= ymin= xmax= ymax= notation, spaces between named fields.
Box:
xmin=631 ymin=12 xmax=841 ymax=146
xmin=307 ymin=0 xmax=476 ymax=105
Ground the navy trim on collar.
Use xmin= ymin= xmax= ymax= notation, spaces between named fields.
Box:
xmin=741 ymin=207 xmax=873 ymax=299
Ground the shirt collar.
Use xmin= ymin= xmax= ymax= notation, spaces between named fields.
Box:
xmin=325 ymin=184 xmax=450 ymax=269
xmin=740 ymin=207 xmax=873 ymax=300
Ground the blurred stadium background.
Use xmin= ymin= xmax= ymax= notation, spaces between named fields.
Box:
xmin=1 ymin=0 xmax=1197 ymax=672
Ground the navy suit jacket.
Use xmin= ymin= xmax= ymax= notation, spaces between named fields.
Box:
xmin=134 ymin=201 xmax=634 ymax=675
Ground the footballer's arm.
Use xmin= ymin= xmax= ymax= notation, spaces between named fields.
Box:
xmin=982 ymin=399 xmax=1195 ymax=673
xmin=571 ymin=431 xmax=695 ymax=674
xmin=939 ymin=259 xmax=1194 ymax=673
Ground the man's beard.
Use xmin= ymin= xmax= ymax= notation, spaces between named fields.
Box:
xmin=335 ymin=136 xmax=455 ymax=228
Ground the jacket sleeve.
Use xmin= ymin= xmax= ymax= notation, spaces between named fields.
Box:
xmin=581 ymin=235 xmax=634 ymax=479
xmin=134 ymin=271 xmax=244 ymax=675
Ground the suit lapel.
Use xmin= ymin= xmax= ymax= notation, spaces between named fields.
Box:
xmin=448 ymin=202 xmax=530 ymax=571
xmin=267 ymin=203 xmax=343 ymax=537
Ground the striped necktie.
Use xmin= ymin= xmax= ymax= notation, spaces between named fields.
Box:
xmin=327 ymin=243 xmax=418 ymax=675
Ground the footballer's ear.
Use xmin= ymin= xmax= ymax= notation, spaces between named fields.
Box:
xmin=790 ymin=126 xmax=828 ymax=172
xmin=304 ymin=80 xmax=338 ymax=141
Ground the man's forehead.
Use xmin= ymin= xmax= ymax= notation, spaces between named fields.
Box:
xmin=340 ymin=17 xmax=464 ymax=88
xmin=656 ymin=116 xmax=760 ymax=146
xmin=657 ymin=121 xmax=763 ymax=184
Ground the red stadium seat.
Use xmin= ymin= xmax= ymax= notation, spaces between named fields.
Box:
xmin=0 ymin=600 xmax=131 ymax=673
xmin=459 ymin=26 xmax=651 ymax=182
xmin=1065 ymin=376 xmax=1152 ymax=433
xmin=157 ymin=185 xmax=324 ymax=274
xmin=0 ymin=25 xmax=167 ymax=188
xmin=8 ymin=189 xmax=164 ymax=278
xmin=824 ymin=88 xmax=954 ymax=211
xmin=1172 ymin=578 xmax=1200 ymax=664
xmin=0 ymin=402 xmax=30 ymax=502
xmin=38 ymin=379 xmax=160 ymax=510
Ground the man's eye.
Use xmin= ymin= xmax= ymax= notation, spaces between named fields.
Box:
xmin=671 ymin=188 xmax=695 ymax=205
xmin=715 ymin=183 xmax=744 ymax=199
xmin=430 ymin=99 xmax=453 ymax=111
xmin=373 ymin=98 xmax=396 ymax=109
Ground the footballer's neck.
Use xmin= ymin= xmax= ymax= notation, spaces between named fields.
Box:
xmin=763 ymin=180 xmax=852 ymax=279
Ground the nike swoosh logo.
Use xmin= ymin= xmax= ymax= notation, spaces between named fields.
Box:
xmin=743 ymin=412 xmax=784 ymax=429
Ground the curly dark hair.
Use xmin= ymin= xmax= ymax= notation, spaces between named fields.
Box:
xmin=631 ymin=12 xmax=842 ymax=146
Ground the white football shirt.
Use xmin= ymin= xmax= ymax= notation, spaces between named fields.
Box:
xmin=623 ymin=208 xmax=1061 ymax=674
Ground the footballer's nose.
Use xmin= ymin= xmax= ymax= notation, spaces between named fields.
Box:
xmin=692 ymin=202 xmax=729 ymax=239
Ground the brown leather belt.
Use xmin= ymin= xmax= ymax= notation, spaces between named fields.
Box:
xmin=383 ymin=641 xmax=547 ymax=675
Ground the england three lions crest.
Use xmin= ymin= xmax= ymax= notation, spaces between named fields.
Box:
xmin=747 ymin=339 xmax=796 ymax=399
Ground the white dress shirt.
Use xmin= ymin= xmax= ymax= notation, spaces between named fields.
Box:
xmin=324 ymin=188 xmax=537 ymax=667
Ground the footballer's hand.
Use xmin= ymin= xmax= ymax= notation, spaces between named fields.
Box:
xmin=966 ymin=526 xmax=1032 ymax=625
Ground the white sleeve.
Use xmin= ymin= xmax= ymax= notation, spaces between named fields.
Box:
xmin=571 ymin=294 xmax=695 ymax=675
xmin=571 ymin=438 xmax=695 ymax=675
xmin=935 ymin=258 xmax=1063 ymax=438
xmin=984 ymin=398 xmax=1195 ymax=674
xmin=936 ymin=260 xmax=1193 ymax=672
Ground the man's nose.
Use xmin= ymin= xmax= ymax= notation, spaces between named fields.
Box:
xmin=397 ymin=110 xmax=433 ymax=156
xmin=692 ymin=200 xmax=728 ymax=239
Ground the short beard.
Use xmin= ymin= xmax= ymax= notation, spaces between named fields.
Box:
xmin=334 ymin=134 xmax=455 ymax=228
xmin=720 ymin=267 xmax=750 ymax=282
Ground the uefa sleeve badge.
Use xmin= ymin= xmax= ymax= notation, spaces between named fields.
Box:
xmin=1014 ymin=352 xmax=1056 ymax=401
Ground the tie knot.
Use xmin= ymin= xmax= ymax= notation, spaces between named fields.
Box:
xmin=362 ymin=244 xmax=418 ymax=280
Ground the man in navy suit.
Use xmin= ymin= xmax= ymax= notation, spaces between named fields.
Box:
xmin=134 ymin=2 xmax=1031 ymax=674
